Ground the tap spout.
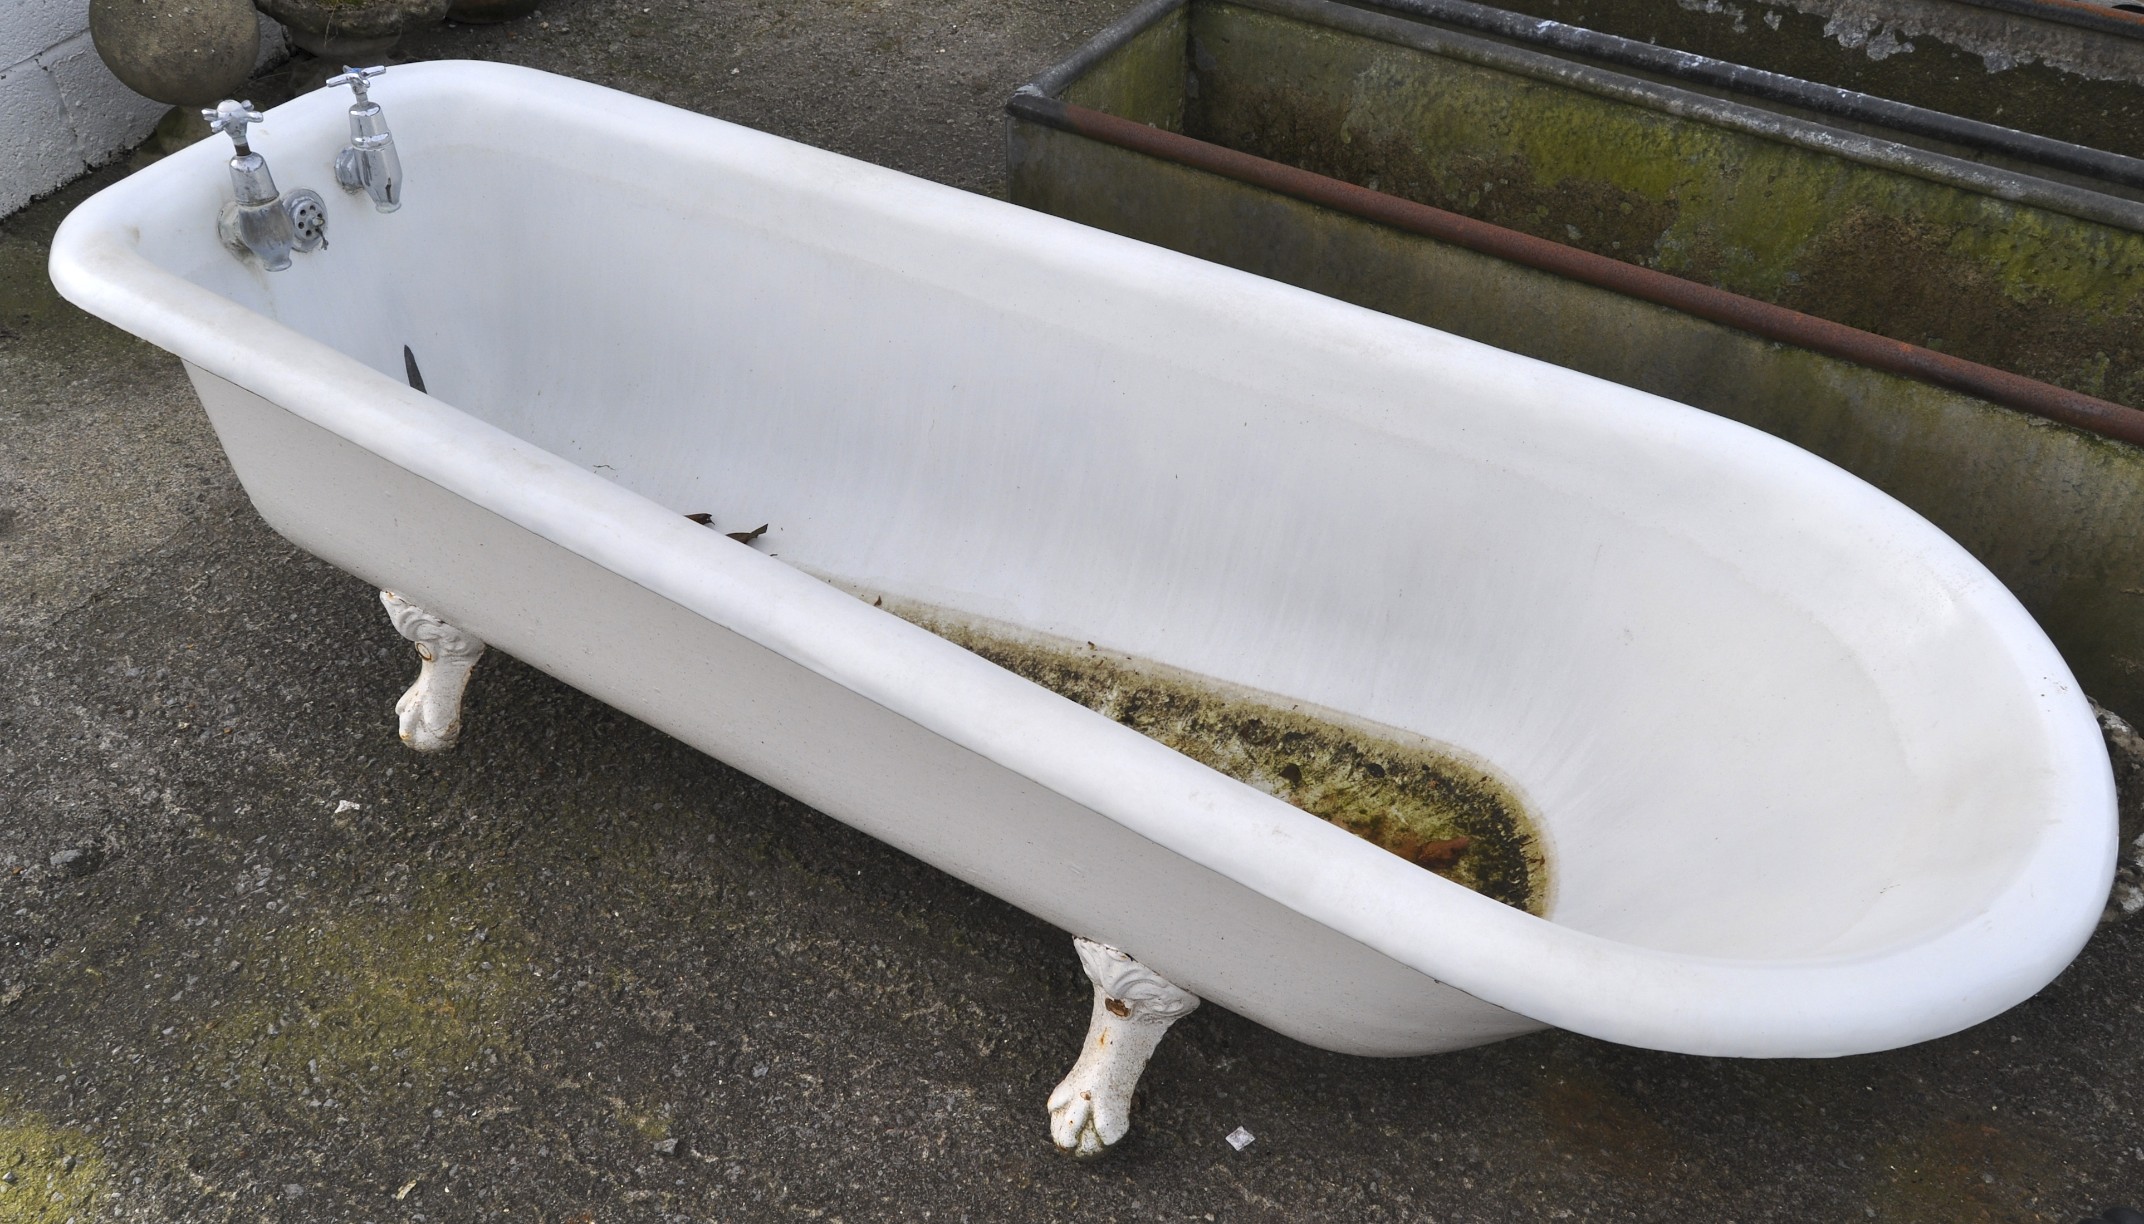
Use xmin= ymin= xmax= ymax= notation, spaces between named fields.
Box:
xmin=330 ymin=66 xmax=402 ymax=212
xmin=204 ymin=100 xmax=327 ymax=270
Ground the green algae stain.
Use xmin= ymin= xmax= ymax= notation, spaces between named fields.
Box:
xmin=171 ymin=874 xmax=537 ymax=1115
xmin=1062 ymin=3 xmax=1189 ymax=132
xmin=609 ymin=1096 xmax=673 ymax=1144
xmin=882 ymin=600 xmax=1549 ymax=916
xmin=0 ymin=1105 xmax=109 ymax=1224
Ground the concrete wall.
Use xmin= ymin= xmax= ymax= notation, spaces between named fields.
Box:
xmin=1 ymin=2 xmax=285 ymax=218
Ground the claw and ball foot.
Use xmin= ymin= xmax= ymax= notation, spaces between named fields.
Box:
xmin=379 ymin=591 xmax=486 ymax=751
xmin=1047 ymin=937 xmax=1201 ymax=1159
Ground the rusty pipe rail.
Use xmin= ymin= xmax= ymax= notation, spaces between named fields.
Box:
xmin=1957 ymin=0 xmax=2144 ymax=41
xmin=1008 ymin=90 xmax=2144 ymax=448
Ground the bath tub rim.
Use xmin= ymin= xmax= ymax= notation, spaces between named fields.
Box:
xmin=50 ymin=58 xmax=2118 ymax=1058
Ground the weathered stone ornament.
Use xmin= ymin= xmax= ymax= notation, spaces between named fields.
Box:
xmin=255 ymin=0 xmax=450 ymax=61
xmin=380 ymin=591 xmax=486 ymax=752
xmin=444 ymin=0 xmax=543 ymax=23
xmin=1048 ymin=937 xmax=1200 ymax=1159
xmin=89 ymin=0 xmax=260 ymax=107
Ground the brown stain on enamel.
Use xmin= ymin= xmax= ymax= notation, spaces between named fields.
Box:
xmin=882 ymin=599 xmax=1550 ymax=916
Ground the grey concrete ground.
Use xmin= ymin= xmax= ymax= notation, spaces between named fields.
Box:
xmin=4 ymin=2 xmax=2144 ymax=1220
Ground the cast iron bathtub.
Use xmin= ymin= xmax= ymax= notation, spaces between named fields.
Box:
xmin=48 ymin=60 xmax=2116 ymax=1157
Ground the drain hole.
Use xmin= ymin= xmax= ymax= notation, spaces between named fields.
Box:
xmin=290 ymin=197 xmax=327 ymax=244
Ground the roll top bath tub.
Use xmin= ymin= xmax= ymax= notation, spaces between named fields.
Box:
xmin=48 ymin=61 xmax=2116 ymax=1158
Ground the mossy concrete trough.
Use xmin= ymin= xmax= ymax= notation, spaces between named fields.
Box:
xmin=1445 ymin=0 xmax=2144 ymax=161
xmin=1008 ymin=0 xmax=2144 ymax=724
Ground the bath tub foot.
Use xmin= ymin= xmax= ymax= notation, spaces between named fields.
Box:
xmin=380 ymin=591 xmax=487 ymax=752
xmin=1047 ymin=937 xmax=1200 ymax=1159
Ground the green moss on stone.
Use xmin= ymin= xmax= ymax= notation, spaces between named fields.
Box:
xmin=1062 ymin=6 xmax=1190 ymax=132
xmin=165 ymin=872 xmax=536 ymax=1115
xmin=1188 ymin=3 xmax=2144 ymax=406
xmin=0 ymin=1104 xmax=109 ymax=1224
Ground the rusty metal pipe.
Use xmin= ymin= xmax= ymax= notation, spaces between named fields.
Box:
xmin=1956 ymin=0 xmax=2144 ymax=40
xmin=1007 ymin=91 xmax=2144 ymax=448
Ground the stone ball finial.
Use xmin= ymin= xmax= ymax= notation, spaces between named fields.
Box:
xmin=254 ymin=0 xmax=451 ymax=62
xmin=89 ymin=0 xmax=261 ymax=108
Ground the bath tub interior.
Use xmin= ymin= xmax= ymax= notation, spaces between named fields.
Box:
xmin=132 ymin=68 xmax=2100 ymax=974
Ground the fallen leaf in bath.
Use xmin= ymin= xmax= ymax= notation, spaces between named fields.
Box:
xmin=402 ymin=346 xmax=426 ymax=394
xmin=1386 ymin=833 xmax=1472 ymax=869
xmin=728 ymin=524 xmax=769 ymax=545
xmin=684 ymin=512 xmax=714 ymax=525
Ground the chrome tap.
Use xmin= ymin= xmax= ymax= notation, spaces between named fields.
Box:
xmin=204 ymin=100 xmax=328 ymax=271
xmin=330 ymin=66 xmax=402 ymax=212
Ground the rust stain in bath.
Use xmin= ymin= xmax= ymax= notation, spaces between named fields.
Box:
xmin=878 ymin=597 xmax=1550 ymax=916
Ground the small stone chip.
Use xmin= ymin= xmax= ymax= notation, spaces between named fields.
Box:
xmin=1225 ymin=1126 xmax=1255 ymax=1151
xmin=49 ymin=846 xmax=103 ymax=877
xmin=654 ymin=1138 xmax=679 ymax=1155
